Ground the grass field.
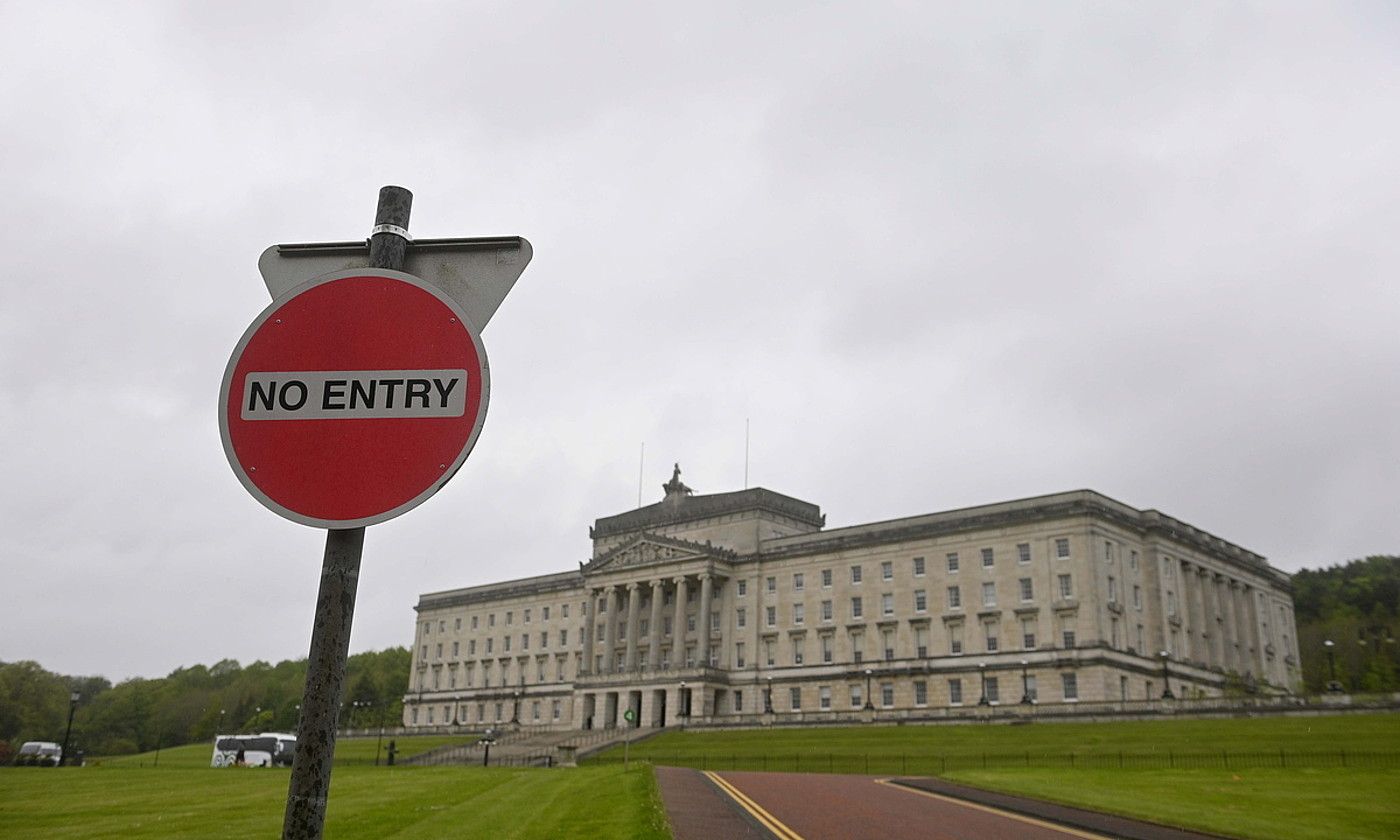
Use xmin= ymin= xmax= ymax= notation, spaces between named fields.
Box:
xmin=0 ymin=764 xmax=668 ymax=839
xmin=592 ymin=713 xmax=1400 ymax=839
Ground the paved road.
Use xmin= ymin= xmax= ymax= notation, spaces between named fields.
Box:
xmin=660 ymin=769 xmax=1111 ymax=840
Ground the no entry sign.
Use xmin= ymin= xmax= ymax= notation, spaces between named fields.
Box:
xmin=219 ymin=268 xmax=489 ymax=528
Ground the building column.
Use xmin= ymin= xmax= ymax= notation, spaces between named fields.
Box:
xmin=602 ymin=585 xmax=618 ymax=674
xmin=673 ymin=575 xmax=688 ymax=667
xmin=624 ymin=582 xmax=642 ymax=671
xmin=1219 ymin=576 xmax=1237 ymax=672
xmin=698 ymin=573 xmax=714 ymax=667
xmin=1180 ymin=562 xmax=1198 ymax=661
xmin=1198 ymin=568 xmax=1216 ymax=668
xmin=647 ymin=579 xmax=665 ymax=670
xmin=1237 ymin=583 xmax=1259 ymax=675
xmin=582 ymin=588 xmax=597 ymax=675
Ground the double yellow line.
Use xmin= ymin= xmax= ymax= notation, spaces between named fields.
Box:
xmin=703 ymin=771 xmax=805 ymax=840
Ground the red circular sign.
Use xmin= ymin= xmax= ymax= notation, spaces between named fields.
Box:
xmin=219 ymin=269 xmax=489 ymax=528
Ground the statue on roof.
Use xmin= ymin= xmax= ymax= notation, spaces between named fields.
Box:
xmin=662 ymin=462 xmax=692 ymax=499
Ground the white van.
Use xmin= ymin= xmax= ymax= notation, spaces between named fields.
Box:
xmin=15 ymin=741 xmax=62 ymax=766
xmin=210 ymin=733 xmax=296 ymax=768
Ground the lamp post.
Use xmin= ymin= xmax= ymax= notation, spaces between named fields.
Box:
xmin=1324 ymin=640 xmax=1341 ymax=693
xmin=977 ymin=663 xmax=989 ymax=706
xmin=374 ymin=702 xmax=387 ymax=767
xmin=1159 ymin=651 xmax=1175 ymax=699
xmin=60 ymin=692 xmax=79 ymax=767
xmin=218 ymin=708 xmax=227 ymax=734
xmin=863 ymin=668 xmax=874 ymax=711
xmin=511 ymin=690 xmax=520 ymax=725
xmin=763 ymin=677 xmax=772 ymax=714
xmin=1019 ymin=660 xmax=1031 ymax=704
xmin=680 ymin=681 xmax=688 ymax=725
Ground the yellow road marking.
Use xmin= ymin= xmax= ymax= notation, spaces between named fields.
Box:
xmin=703 ymin=771 xmax=805 ymax=840
xmin=873 ymin=778 xmax=1112 ymax=840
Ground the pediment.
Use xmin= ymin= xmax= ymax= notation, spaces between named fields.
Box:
xmin=584 ymin=533 xmax=732 ymax=575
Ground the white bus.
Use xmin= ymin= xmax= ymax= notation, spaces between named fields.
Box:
xmin=210 ymin=732 xmax=296 ymax=768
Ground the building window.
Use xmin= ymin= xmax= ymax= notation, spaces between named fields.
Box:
xmin=562 ymin=604 xmax=569 ymax=618
xmin=1055 ymin=538 xmax=1070 ymax=559
xmin=950 ymin=625 xmax=964 ymax=655
xmin=883 ymin=629 xmax=895 ymax=661
xmin=735 ymin=643 xmax=745 ymax=668
xmin=881 ymin=683 xmax=894 ymax=707
xmin=1130 ymin=550 xmax=1139 ymax=570
xmin=524 ymin=608 xmax=531 ymax=623
xmin=915 ymin=626 xmax=928 ymax=658
xmin=489 ymin=613 xmax=496 ymax=627
xmin=1133 ymin=585 xmax=1142 ymax=610
xmin=1022 ymin=618 xmax=1036 ymax=650
xmin=468 ymin=640 xmax=476 ymax=655
xmin=819 ymin=685 xmax=832 ymax=710
xmin=985 ymin=624 xmax=999 ymax=652
xmin=821 ymin=600 xmax=833 ymax=622
xmin=881 ymin=561 xmax=893 ymax=581
xmin=766 ymin=606 xmax=776 ymax=627
xmin=794 ymin=604 xmax=805 ymax=625
xmin=793 ymin=573 xmax=804 ymax=591
xmin=454 ymin=617 xmax=461 ymax=631
xmin=737 ymin=607 xmax=747 ymax=628
xmin=914 ymin=680 xmax=928 ymax=706
xmin=821 ymin=569 xmax=833 ymax=588
xmin=947 ymin=586 xmax=961 ymax=609
xmin=792 ymin=637 xmax=805 ymax=665
xmin=637 ymin=621 xmax=647 ymax=640
xmin=542 ymin=606 xmax=549 ymax=621
xmin=1105 ymin=540 xmax=1114 ymax=562
xmin=1167 ymin=591 xmax=1177 ymax=615
xmin=765 ymin=640 xmax=775 ymax=667
xmin=522 ymin=634 xmax=530 ymax=651
xmin=986 ymin=677 xmax=999 ymax=704
xmin=766 ymin=576 xmax=776 ymax=594
xmin=913 ymin=556 xmax=926 ymax=576
xmin=471 ymin=615 xmax=479 ymax=630
xmin=503 ymin=636 xmax=511 ymax=652
xmin=1062 ymin=629 xmax=1076 ymax=648
xmin=506 ymin=611 xmax=513 ymax=625
xmin=734 ymin=691 xmax=743 ymax=713
xmin=852 ymin=632 xmax=864 ymax=663
xmin=914 ymin=589 xmax=927 ymax=613
xmin=982 ymin=548 xmax=994 ymax=568
xmin=981 ymin=582 xmax=996 ymax=607
xmin=949 ymin=678 xmax=963 ymax=705
xmin=560 ymin=629 xmax=568 ymax=646
xmin=737 ymin=580 xmax=747 ymax=596
xmin=486 ymin=638 xmax=493 ymax=653
xmin=451 ymin=641 xmax=458 ymax=657
xmin=687 ymin=615 xmax=696 ymax=632
xmin=882 ymin=593 xmax=894 ymax=616
xmin=851 ymin=565 xmax=863 ymax=584
xmin=851 ymin=597 xmax=864 ymax=619
xmin=947 ymin=552 xmax=960 ymax=573
xmin=423 ymin=622 xmax=430 ymax=635
xmin=1019 ymin=578 xmax=1033 ymax=601
xmin=1026 ymin=675 xmax=1038 ymax=702
xmin=789 ymin=687 xmax=801 ymax=711
xmin=1062 ymin=673 xmax=1079 ymax=701
xmin=1058 ymin=574 xmax=1073 ymax=599
xmin=1017 ymin=543 xmax=1031 ymax=564
xmin=552 ymin=700 xmax=561 ymax=720
xmin=1108 ymin=576 xmax=1118 ymax=603
xmin=1110 ymin=617 xmax=1120 ymax=649
xmin=850 ymin=685 xmax=863 ymax=708
xmin=821 ymin=635 xmax=833 ymax=663
xmin=1135 ymin=624 xmax=1144 ymax=652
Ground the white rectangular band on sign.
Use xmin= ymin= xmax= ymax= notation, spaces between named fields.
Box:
xmin=241 ymin=370 xmax=469 ymax=420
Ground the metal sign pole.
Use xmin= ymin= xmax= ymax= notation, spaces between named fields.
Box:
xmin=282 ymin=186 xmax=412 ymax=840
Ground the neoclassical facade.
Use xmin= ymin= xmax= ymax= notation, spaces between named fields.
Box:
xmin=405 ymin=469 xmax=1301 ymax=729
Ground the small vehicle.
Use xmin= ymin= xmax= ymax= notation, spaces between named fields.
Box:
xmin=210 ymin=732 xmax=296 ymax=767
xmin=14 ymin=741 xmax=62 ymax=767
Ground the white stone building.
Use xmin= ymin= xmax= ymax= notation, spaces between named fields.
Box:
xmin=405 ymin=468 xmax=1301 ymax=729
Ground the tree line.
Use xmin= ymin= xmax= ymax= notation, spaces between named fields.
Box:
xmin=0 ymin=647 xmax=407 ymax=761
xmin=1293 ymin=555 xmax=1399 ymax=692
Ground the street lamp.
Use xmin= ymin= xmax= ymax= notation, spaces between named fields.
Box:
xmin=60 ymin=692 xmax=79 ymax=767
xmin=680 ymin=681 xmax=688 ymax=723
xmin=977 ymin=663 xmax=989 ymax=706
xmin=1324 ymin=640 xmax=1341 ymax=693
xmin=218 ymin=708 xmax=227 ymax=734
xmin=1020 ymin=660 xmax=1031 ymax=705
xmin=863 ymin=668 xmax=874 ymax=711
xmin=1159 ymin=651 xmax=1175 ymax=699
xmin=511 ymin=690 xmax=520 ymax=725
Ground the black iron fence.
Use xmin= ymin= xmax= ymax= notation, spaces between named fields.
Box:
xmin=586 ymin=748 xmax=1400 ymax=774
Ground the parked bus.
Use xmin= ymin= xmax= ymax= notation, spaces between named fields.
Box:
xmin=210 ymin=733 xmax=296 ymax=768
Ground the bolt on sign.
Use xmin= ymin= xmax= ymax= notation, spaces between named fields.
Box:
xmin=219 ymin=268 xmax=489 ymax=529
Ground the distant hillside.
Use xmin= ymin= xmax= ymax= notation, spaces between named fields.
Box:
xmin=1293 ymin=555 xmax=1399 ymax=692
xmin=0 ymin=647 xmax=408 ymax=760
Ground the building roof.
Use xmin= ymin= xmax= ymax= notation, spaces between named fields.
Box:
xmin=589 ymin=486 xmax=824 ymax=539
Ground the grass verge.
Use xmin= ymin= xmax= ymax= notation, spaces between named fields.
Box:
xmin=0 ymin=763 xmax=669 ymax=839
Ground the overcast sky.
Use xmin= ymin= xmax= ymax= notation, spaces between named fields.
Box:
xmin=2 ymin=2 xmax=1397 ymax=682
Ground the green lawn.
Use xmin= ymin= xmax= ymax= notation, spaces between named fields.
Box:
xmin=943 ymin=767 xmax=1400 ymax=840
xmin=0 ymin=763 xmax=668 ymax=839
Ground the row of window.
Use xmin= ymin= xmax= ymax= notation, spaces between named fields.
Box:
xmin=744 ymin=673 xmax=1081 ymax=712
xmin=411 ymin=697 xmax=565 ymax=726
xmin=422 ymin=628 xmax=572 ymax=660
xmin=422 ymin=603 xmax=577 ymax=637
